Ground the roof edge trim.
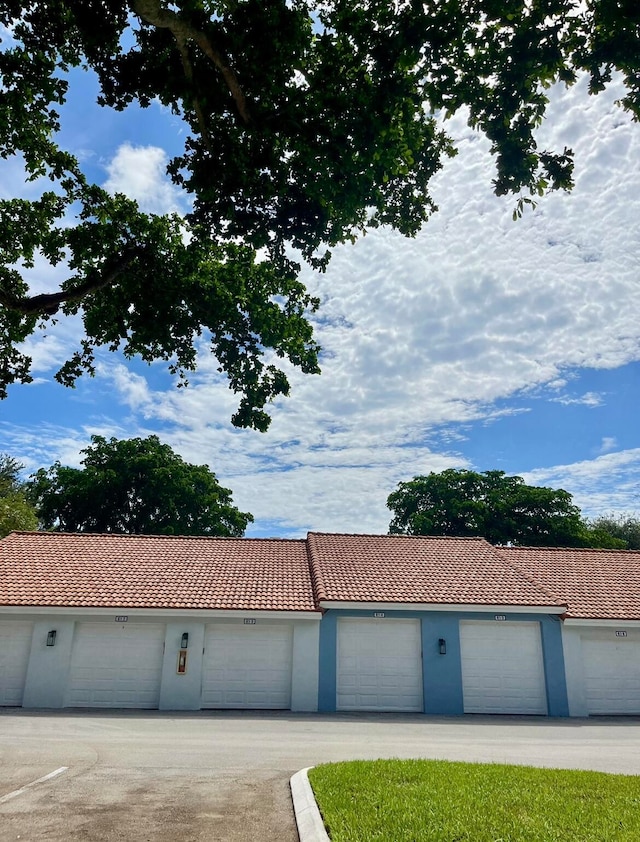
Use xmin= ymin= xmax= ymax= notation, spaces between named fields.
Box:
xmin=564 ymin=618 xmax=640 ymax=627
xmin=0 ymin=606 xmax=322 ymax=619
xmin=319 ymin=600 xmax=566 ymax=614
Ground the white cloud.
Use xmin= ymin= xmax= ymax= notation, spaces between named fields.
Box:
xmin=523 ymin=449 xmax=640 ymax=517
xmin=0 ymin=421 xmax=127 ymax=477
xmin=103 ymin=143 xmax=184 ymax=214
xmin=2 ymin=73 xmax=640 ymax=537
xmin=599 ymin=437 xmax=618 ymax=454
xmin=98 ymin=364 xmax=154 ymax=415
xmin=551 ymin=392 xmax=604 ymax=407
xmin=0 ymin=156 xmax=44 ymax=201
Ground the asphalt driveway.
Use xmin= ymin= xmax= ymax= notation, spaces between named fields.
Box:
xmin=1 ymin=710 xmax=640 ymax=842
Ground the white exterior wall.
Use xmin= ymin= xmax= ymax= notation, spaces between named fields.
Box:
xmin=5 ymin=611 xmax=320 ymax=712
xmin=561 ymin=625 xmax=588 ymax=717
xmin=562 ymin=622 xmax=640 ymax=716
xmin=23 ymin=619 xmax=75 ymax=709
xmin=0 ymin=620 xmax=35 ymax=706
xmin=159 ymin=617 xmax=321 ymax=711
xmin=291 ymin=621 xmax=320 ymax=712
xmin=159 ymin=622 xmax=206 ymax=711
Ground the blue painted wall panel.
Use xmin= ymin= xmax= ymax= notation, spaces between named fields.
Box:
xmin=317 ymin=609 xmax=569 ymax=717
xmin=421 ymin=615 xmax=464 ymax=715
xmin=318 ymin=612 xmax=337 ymax=712
xmin=539 ymin=615 xmax=570 ymax=717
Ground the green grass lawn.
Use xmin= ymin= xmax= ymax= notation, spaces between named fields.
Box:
xmin=308 ymin=759 xmax=640 ymax=841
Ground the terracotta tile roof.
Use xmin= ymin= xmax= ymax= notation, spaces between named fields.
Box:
xmin=307 ymin=532 xmax=564 ymax=608
xmin=0 ymin=532 xmax=318 ymax=612
xmin=7 ymin=531 xmax=635 ymax=618
xmin=497 ymin=546 xmax=640 ymax=621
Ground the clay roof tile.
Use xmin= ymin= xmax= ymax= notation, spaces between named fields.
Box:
xmin=306 ymin=532 xmax=564 ymax=608
xmin=0 ymin=532 xmax=318 ymax=613
xmin=496 ymin=546 xmax=640 ymax=621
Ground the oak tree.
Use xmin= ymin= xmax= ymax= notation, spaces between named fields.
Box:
xmin=387 ymin=468 xmax=592 ymax=546
xmin=0 ymin=453 xmax=38 ymax=536
xmin=1 ymin=2 xmax=638 ymax=428
xmin=586 ymin=513 xmax=640 ymax=549
xmin=26 ymin=434 xmax=253 ymax=535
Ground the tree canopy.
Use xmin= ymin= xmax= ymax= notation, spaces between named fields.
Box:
xmin=25 ymin=434 xmax=253 ymax=535
xmin=0 ymin=453 xmax=38 ymax=536
xmin=586 ymin=514 xmax=640 ymax=550
xmin=386 ymin=468 xmax=617 ymax=547
xmin=1 ymin=2 xmax=638 ymax=427
xmin=0 ymin=452 xmax=23 ymax=495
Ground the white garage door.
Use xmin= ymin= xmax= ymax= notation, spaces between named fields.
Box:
xmin=0 ymin=621 xmax=33 ymax=706
xmin=337 ymin=618 xmax=423 ymax=712
xmin=582 ymin=633 xmax=640 ymax=715
xmin=202 ymin=624 xmax=292 ymax=709
xmin=66 ymin=623 xmax=165 ymax=708
xmin=460 ymin=621 xmax=547 ymax=714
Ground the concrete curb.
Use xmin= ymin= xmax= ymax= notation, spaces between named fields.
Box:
xmin=290 ymin=767 xmax=330 ymax=842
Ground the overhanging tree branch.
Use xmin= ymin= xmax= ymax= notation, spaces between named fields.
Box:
xmin=0 ymin=1 xmax=636 ymax=429
xmin=132 ymin=0 xmax=251 ymax=125
xmin=0 ymin=249 xmax=138 ymax=317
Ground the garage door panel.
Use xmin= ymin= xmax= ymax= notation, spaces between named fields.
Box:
xmin=0 ymin=622 xmax=34 ymax=706
xmin=582 ymin=635 xmax=640 ymax=714
xmin=378 ymin=656 xmax=402 ymax=671
xmin=66 ymin=623 xmax=164 ymax=709
xmin=202 ymin=624 xmax=293 ymax=709
xmin=460 ymin=621 xmax=547 ymax=715
xmin=337 ymin=619 xmax=423 ymax=712
xmin=380 ymin=674 xmax=404 ymax=688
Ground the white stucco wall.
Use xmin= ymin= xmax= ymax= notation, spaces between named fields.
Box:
xmin=10 ymin=610 xmax=640 ymax=717
xmin=22 ymin=619 xmax=75 ymax=709
xmin=159 ymin=621 xmax=206 ymax=710
xmin=291 ymin=621 xmax=320 ymax=712
xmin=9 ymin=611 xmax=321 ymax=712
xmin=561 ymin=624 xmax=588 ymax=717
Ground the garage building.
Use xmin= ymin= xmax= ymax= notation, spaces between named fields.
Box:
xmin=0 ymin=532 xmax=320 ymax=711
xmin=1 ymin=531 xmax=639 ymax=716
xmin=499 ymin=546 xmax=640 ymax=716
xmin=311 ymin=533 xmax=569 ymax=716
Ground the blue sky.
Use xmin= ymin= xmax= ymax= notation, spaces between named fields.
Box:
xmin=1 ymin=30 xmax=640 ymax=537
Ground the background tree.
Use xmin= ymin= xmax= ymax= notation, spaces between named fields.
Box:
xmin=585 ymin=514 xmax=640 ymax=550
xmin=26 ymin=435 xmax=252 ymax=536
xmin=1 ymin=2 xmax=639 ymax=428
xmin=0 ymin=453 xmax=38 ymax=537
xmin=0 ymin=453 xmax=23 ymax=494
xmin=387 ymin=469 xmax=604 ymax=547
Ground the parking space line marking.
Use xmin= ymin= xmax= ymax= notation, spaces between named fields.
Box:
xmin=0 ymin=766 xmax=68 ymax=805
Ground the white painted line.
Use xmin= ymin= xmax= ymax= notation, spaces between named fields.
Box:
xmin=0 ymin=766 xmax=68 ymax=805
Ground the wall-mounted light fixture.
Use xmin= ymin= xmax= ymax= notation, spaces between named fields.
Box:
xmin=46 ymin=629 xmax=57 ymax=647
xmin=181 ymin=632 xmax=189 ymax=649
xmin=438 ymin=637 xmax=447 ymax=655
